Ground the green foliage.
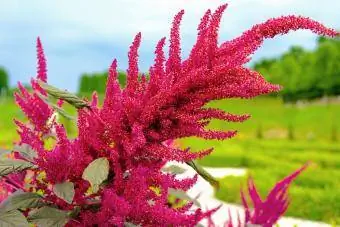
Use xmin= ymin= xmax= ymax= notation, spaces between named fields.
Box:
xmin=168 ymin=188 xmax=201 ymax=207
xmin=256 ymin=123 xmax=263 ymax=139
xmin=0 ymin=191 xmax=45 ymax=227
xmin=82 ymin=157 xmax=109 ymax=193
xmin=331 ymin=124 xmax=338 ymax=142
xmin=0 ymin=67 xmax=9 ymax=93
xmin=28 ymin=206 xmax=71 ymax=227
xmin=162 ymin=165 xmax=187 ymax=175
xmin=78 ymin=71 xmax=127 ymax=94
xmin=0 ymin=191 xmax=45 ymax=212
xmin=204 ymin=98 xmax=340 ymax=141
xmin=0 ymin=209 xmax=29 ymax=227
xmin=186 ymin=160 xmax=219 ymax=188
xmin=288 ymin=123 xmax=295 ymax=140
xmin=39 ymin=82 xmax=89 ymax=109
xmin=13 ymin=144 xmax=37 ymax=162
xmin=254 ymin=38 xmax=340 ymax=102
xmin=53 ymin=182 xmax=75 ymax=204
xmin=77 ymin=71 xmax=151 ymax=94
xmin=0 ymin=159 xmax=35 ymax=176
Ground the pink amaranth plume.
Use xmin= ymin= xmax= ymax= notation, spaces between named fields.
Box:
xmin=36 ymin=125 xmax=93 ymax=184
xmin=0 ymin=172 xmax=26 ymax=202
xmin=10 ymin=3 xmax=338 ymax=226
xmin=218 ymin=15 xmax=339 ymax=67
xmin=126 ymin=32 xmax=142 ymax=95
xmin=32 ymin=37 xmax=49 ymax=96
xmin=69 ymin=165 xmax=216 ymax=226
xmin=57 ymin=98 xmax=64 ymax=107
xmin=241 ymin=163 xmax=309 ymax=227
xmin=36 ymin=37 xmax=47 ymax=82
xmin=207 ymin=164 xmax=308 ymax=227
xmin=14 ymin=83 xmax=53 ymax=133
xmin=14 ymin=38 xmax=54 ymax=134
xmin=0 ymin=179 xmax=11 ymax=203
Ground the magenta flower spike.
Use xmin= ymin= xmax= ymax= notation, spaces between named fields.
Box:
xmin=241 ymin=163 xmax=309 ymax=227
xmin=0 ymin=3 xmax=337 ymax=226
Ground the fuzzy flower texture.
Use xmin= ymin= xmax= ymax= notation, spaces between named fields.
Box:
xmin=1 ymin=3 xmax=338 ymax=227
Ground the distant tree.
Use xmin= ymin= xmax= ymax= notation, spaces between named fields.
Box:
xmin=316 ymin=39 xmax=340 ymax=96
xmin=0 ymin=67 xmax=9 ymax=92
xmin=253 ymin=37 xmax=340 ymax=102
xmin=79 ymin=74 xmax=90 ymax=94
xmin=78 ymin=71 xmax=127 ymax=94
xmin=117 ymin=71 xmax=127 ymax=88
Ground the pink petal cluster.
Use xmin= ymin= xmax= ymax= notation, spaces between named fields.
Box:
xmin=0 ymin=176 xmax=17 ymax=202
xmin=71 ymin=166 xmax=215 ymax=226
xmin=0 ymin=179 xmax=12 ymax=203
xmin=36 ymin=37 xmax=47 ymax=82
xmin=36 ymin=125 xmax=93 ymax=183
xmin=6 ymin=3 xmax=338 ymax=226
xmin=0 ymin=172 xmax=26 ymax=202
xmin=14 ymin=82 xmax=52 ymax=133
xmin=207 ymin=164 xmax=308 ymax=227
xmin=241 ymin=163 xmax=308 ymax=227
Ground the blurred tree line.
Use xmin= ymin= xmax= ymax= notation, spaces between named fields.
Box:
xmin=78 ymin=71 xmax=150 ymax=95
xmin=78 ymin=38 xmax=339 ymax=102
xmin=254 ymin=37 xmax=340 ymax=102
xmin=2 ymin=37 xmax=336 ymax=100
xmin=0 ymin=67 xmax=9 ymax=93
xmin=78 ymin=71 xmax=127 ymax=94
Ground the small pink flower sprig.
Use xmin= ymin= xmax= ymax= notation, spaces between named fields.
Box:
xmin=0 ymin=4 xmax=338 ymax=227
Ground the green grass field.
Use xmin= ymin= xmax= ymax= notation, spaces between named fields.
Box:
xmin=205 ymin=97 xmax=340 ymax=141
xmin=179 ymin=97 xmax=340 ymax=224
xmin=0 ymin=98 xmax=77 ymax=147
xmin=1 ymin=96 xmax=340 ymax=224
xmin=182 ymin=137 xmax=340 ymax=224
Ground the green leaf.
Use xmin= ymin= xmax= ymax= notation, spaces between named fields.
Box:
xmin=82 ymin=157 xmax=109 ymax=193
xmin=53 ymin=182 xmax=75 ymax=204
xmin=68 ymin=207 xmax=81 ymax=219
xmin=0 ymin=159 xmax=35 ymax=177
xmin=13 ymin=144 xmax=37 ymax=162
xmin=36 ymin=93 xmax=75 ymax=121
xmin=0 ymin=210 xmax=29 ymax=227
xmin=28 ymin=207 xmax=70 ymax=227
xmin=51 ymin=105 xmax=75 ymax=121
xmin=196 ymin=224 xmax=205 ymax=227
xmin=0 ymin=191 xmax=44 ymax=212
xmin=38 ymin=81 xmax=89 ymax=109
xmin=186 ymin=161 xmax=219 ymax=188
xmin=124 ymin=222 xmax=141 ymax=227
xmin=162 ymin=165 xmax=187 ymax=174
xmin=168 ymin=188 xmax=201 ymax=207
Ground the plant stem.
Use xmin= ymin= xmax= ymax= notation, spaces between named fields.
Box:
xmin=3 ymin=175 xmax=24 ymax=190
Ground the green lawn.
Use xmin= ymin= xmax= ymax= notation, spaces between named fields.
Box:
xmin=205 ymin=97 xmax=340 ymax=141
xmin=179 ymin=97 xmax=340 ymax=224
xmin=181 ymin=137 xmax=340 ymax=224
xmin=0 ymin=98 xmax=23 ymax=147
xmin=1 ymin=96 xmax=340 ymax=223
xmin=0 ymin=98 xmax=77 ymax=147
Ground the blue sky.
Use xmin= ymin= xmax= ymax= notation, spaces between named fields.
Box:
xmin=0 ymin=0 xmax=339 ymax=92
